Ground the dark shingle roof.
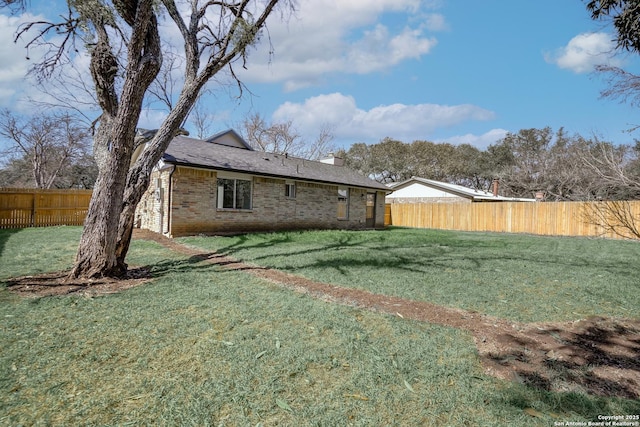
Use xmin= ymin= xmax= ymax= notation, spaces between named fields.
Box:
xmin=162 ymin=135 xmax=389 ymax=192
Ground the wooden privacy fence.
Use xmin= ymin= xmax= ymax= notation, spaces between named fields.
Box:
xmin=385 ymin=201 xmax=640 ymax=240
xmin=0 ymin=188 xmax=92 ymax=229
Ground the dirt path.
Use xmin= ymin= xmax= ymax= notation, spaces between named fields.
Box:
xmin=7 ymin=229 xmax=640 ymax=399
xmin=133 ymin=230 xmax=640 ymax=399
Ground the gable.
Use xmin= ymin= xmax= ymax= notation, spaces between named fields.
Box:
xmin=388 ymin=182 xmax=468 ymax=200
xmin=206 ymin=129 xmax=253 ymax=150
xmin=388 ymin=177 xmax=536 ymax=202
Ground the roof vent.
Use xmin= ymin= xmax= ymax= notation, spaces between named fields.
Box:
xmin=320 ymin=153 xmax=344 ymax=166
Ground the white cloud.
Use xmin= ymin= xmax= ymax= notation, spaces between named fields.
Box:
xmin=0 ymin=13 xmax=41 ymax=107
xmin=546 ymin=32 xmax=622 ymax=73
xmin=239 ymin=0 xmax=440 ymax=90
xmin=272 ymin=92 xmax=495 ymax=144
xmin=438 ymin=129 xmax=508 ymax=150
xmin=423 ymin=13 xmax=448 ymax=32
xmin=346 ymin=24 xmax=437 ymax=73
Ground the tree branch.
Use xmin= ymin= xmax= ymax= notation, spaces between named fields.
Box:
xmin=16 ymin=8 xmax=82 ymax=79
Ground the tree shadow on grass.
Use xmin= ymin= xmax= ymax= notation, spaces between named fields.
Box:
xmin=484 ymin=317 xmax=640 ymax=400
xmin=203 ymin=232 xmax=293 ymax=258
xmin=279 ymin=254 xmax=447 ymax=276
xmin=139 ymin=249 xmax=287 ymax=280
xmin=151 ymin=232 xmax=640 ymax=419
xmin=0 ymin=228 xmax=22 ymax=259
xmin=497 ymin=382 xmax=640 ymax=423
xmin=210 ymin=232 xmax=469 ymax=276
xmin=208 ymin=230 xmax=639 ymax=280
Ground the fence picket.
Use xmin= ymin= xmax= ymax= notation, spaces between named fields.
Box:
xmin=385 ymin=201 xmax=640 ymax=240
xmin=0 ymin=188 xmax=92 ymax=229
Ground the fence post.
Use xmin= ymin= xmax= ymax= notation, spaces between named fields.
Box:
xmin=31 ymin=191 xmax=36 ymax=227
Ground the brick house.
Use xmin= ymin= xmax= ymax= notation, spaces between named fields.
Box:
xmin=135 ymin=130 xmax=390 ymax=237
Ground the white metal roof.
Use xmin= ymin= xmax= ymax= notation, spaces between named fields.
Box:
xmin=387 ymin=177 xmax=536 ymax=202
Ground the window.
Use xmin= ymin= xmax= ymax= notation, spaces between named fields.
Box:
xmin=217 ymin=177 xmax=252 ymax=210
xmin=285 ymin=182 xmax=296 ymax=198
xmin=337 ymin=187 xmax=349 ymax=219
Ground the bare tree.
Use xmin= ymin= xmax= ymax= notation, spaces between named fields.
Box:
xmin=9 ymin=0 xmax=293 ymax=278
xmin=23 ymin=64 xmax=100 ymax=125
xmin=146 ymin=53 xmax=182 ymax=111
xmin=580 ymin=1 xmax=640 ymax=238
xmin=0 ymin=0 xmax=25 ymax=12
xmin=583 ymin=200 xmax=640 ymax=239
xmin=189 ymin=94 xmax=218 ymax=139
xmin=596 ymin=65 xmax=640 ymax=113
xmin=0 ymin=109 xmax=91 ymax=188
xmin=581 ymin=140 xmax=640 ymax=197
xmin=240 ymin=112 xmax=335 ymax=160
xmin=580 ymin=140 xmax=640 ymax=239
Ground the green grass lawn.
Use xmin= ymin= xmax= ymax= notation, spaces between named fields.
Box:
xmin=180 ymin=227 xmax=640 ymax=323
xmin=1 ymin=227 xmax=638 ymax=425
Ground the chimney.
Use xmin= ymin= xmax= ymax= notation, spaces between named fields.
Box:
xmin=320 ymin=153 xmax=344 ymax=166
xmin=492 ymin=178 xmax=499 ymax=197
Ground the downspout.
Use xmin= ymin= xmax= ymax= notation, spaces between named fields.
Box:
xmin=165 ymin=165 xmax=176 ymax=235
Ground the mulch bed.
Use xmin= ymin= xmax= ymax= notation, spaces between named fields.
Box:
xmin=5 ymin=229 xmax=640 ymax=399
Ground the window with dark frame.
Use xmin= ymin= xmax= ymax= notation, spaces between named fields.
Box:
xmin=285 ymin=182 xmax=296 ymax=198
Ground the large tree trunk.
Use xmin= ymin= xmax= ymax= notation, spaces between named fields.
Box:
xmin=115 ymin=213 xmax=135 ymax=272
xmin=72 ymin=127 xmax=145 ymax=278
xmin=71 ymin=114 xmax=141 ymax=278
xmin=73 ymin=0 xmax=284 ymax=278
xmin=71 ymin=1 xmax=161 ymax=279
xmin=114 ymin=93 xmax=201 ymax=269
xmin=72 ymin=143 xmax=129 ymax=278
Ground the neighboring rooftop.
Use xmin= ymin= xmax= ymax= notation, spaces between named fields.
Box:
xmin=388 ymin=176 xmax=536 ymax=202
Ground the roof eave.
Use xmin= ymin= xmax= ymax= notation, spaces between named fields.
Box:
xmin=164 ymin=159 xmax=389 ymax=192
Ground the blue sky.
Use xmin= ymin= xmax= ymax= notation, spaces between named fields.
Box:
xmin=1 ymin=0 xmax=639 ymax=151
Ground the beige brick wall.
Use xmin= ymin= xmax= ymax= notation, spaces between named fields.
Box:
xmin=135 ymin=169 xmax=172 ymax=233
xmin=136 ymin=166 xmax=386 ymax=236
xmin=150 ymin=166 xmax=383 ymax=236
xmin=169 ymin=168 xmax=216 ymax=236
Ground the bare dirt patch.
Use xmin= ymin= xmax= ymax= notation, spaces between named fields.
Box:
xmin=6 ymin=267 xmax=152 ymax=297
xmin=6 ymin=228 xmax=640 ymax=399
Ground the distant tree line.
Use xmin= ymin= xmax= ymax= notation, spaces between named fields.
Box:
xmin=337 ymin=127 xmax=640 ymax=202
xmin=1 ymin=105 xmax=638 ymax=204
xmin=0 ymin=109 xmax=97 ymax=189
